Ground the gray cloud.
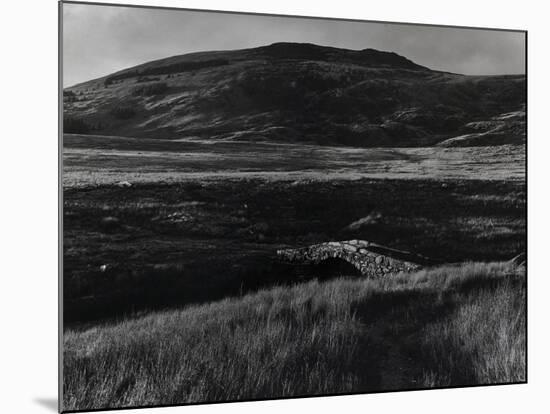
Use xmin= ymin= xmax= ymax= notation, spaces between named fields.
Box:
xmin=63 ymin=3 xmax=525 ymax=87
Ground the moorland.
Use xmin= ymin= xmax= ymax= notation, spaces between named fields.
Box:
xmin=62 ymin=42 xmax=526 ymax=411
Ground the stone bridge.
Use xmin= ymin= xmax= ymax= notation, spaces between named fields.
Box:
xmin=277 ymin=240 xmax=435 ymax=278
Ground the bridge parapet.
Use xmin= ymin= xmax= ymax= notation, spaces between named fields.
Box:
xmin=277 ymin=240 xmax=427 ymax=278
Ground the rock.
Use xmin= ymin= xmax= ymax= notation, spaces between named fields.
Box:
xmin=342 ymin=244 xmax=357 ymax=252
xmin=100 ymin=216 xmax=120 ymax=231
xmin=345 ymin=212 xmax=383 ymax=231
xmin=116 ymin=180 xmax=132 ymax=188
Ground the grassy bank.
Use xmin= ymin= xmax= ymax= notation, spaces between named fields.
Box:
xmin=63 ymin=262 xmax=525 ymax=411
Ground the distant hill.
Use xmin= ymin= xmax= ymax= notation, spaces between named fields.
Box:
xmin=63 ymin=42 xmax=526 ymax=147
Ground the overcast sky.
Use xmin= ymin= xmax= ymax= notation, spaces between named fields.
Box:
xmin=62 ymin=2 xmax=526 ymax=87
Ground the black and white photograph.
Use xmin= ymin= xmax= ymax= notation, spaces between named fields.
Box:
xmin=60 ymin=1 xmax=526 ymax=412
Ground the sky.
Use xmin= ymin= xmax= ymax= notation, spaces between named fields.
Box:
xmin=62 ymin=2 xmax=526 ymax=87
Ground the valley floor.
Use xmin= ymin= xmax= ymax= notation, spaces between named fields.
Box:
xmin=63 ymin=135 xmax=525 ymax=187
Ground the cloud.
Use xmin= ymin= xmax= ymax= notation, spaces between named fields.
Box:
xmin=62 ymin=3 xmax=525 ymax=87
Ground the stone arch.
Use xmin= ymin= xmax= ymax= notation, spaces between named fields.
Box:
xmin=277 ymin=239 xmax=428 ymax=279
xmin=311 ymin=257 xmax=363 ymax=279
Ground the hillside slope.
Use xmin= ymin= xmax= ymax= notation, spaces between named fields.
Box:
xmin=63 ymin=262 xmax=525 ymax=411
xmin=64 ymin=42 xmax=526 ymax=147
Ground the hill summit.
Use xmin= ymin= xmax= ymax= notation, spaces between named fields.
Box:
xmin=64 ymin=42 xmax=525 ymax=147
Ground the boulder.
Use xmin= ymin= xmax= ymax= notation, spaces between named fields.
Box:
xmin=116 ymin=180 xmax=132 ymax=188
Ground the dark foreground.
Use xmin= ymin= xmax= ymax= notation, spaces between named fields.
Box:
xmin=63 ymin=262 xmax=525 ymax=411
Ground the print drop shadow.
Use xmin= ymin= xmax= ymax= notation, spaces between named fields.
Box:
xmin=33 ymin=397 xmax=57 ymax=412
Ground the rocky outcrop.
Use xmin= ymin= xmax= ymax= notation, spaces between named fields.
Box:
xmin=437 ymin=109 xmax=526 ymax=147
xmin=277 ymin=240 xmax=434 ymax=278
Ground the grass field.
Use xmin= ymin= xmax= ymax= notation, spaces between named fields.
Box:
xmin=63 ymin=261 xmax=525 ymax=411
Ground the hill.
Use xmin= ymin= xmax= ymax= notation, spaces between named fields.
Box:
xmin=63 ymin=42 xmax=526 ymax=147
